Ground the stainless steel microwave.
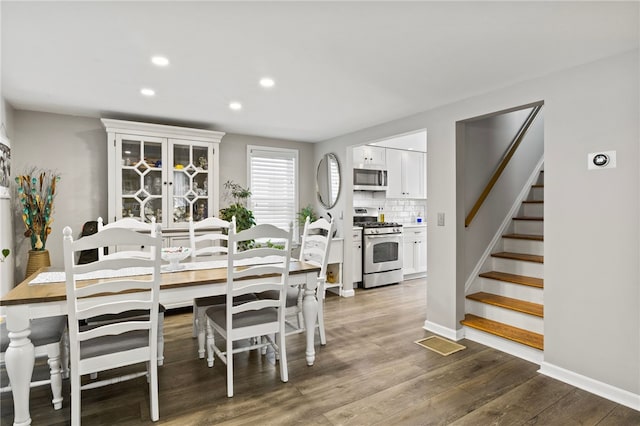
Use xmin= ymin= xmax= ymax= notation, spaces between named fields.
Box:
xmin=353 ymin=168 xmax=388 ymax=191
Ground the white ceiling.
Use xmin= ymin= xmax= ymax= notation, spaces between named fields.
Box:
xmin=2 ymin=1 xmax=638 ymax=143
xmin=370 ymin=130 xmax=427 ymax=152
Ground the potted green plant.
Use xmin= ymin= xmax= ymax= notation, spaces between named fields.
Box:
xmin=219 ymin=180 xmax=255 ymax=250
xmin=15 ymin=167 xmax=61 ymax=276
xmin=297 ymin=204 xmax=318 ymax=229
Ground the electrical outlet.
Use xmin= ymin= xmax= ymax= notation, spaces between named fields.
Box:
xmin=437 ymin=212 xmax=445 ymax=226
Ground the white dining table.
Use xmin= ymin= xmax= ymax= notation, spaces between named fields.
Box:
xmin=0 ymin=260 xmax=321 ymax=426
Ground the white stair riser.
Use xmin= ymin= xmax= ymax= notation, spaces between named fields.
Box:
xmin=478 ymin=278 xmax=544 ymax=304
xmin=529 ymin=187 xmax=544 ymax=201
xmin=503 ymin=238 xmax=544 ymax=256
xmin=465 ymin=299 xmax=544 ymax=334
xmin=514 ymin=220 xmax=543 ymax=235
xmin=492 ymin=257 xmax=544 ymax=278
xmin=523 ymin=203 xmax=543 ymax=217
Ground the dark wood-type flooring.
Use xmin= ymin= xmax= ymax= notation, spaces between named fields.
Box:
xmin=2 ymin=278 xmax=638 ymax=425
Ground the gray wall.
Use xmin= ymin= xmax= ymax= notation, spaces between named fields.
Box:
xmin=9 ymin=112 xmax=316 ymax=283
xmin=462 ymin=108 xmax=544 ymax=280
xmin=463 ymin=107 xmax=535 ymax=210
xmin=11 ymin=111 xmax=108 ymax=282
xmin=0 ymin=100 xmax=16 ymax=295
xmin=317 ymin=50 xmax=639 ymax=396
xmin=218 ymin=133 xmax=315 ymax=214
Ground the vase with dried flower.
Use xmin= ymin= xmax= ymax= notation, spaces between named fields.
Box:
xmin=15 ymin=168 xmax=61 ymax=277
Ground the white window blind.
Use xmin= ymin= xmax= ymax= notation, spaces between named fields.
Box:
xmin=248 ymin=146 xmax=298 ymax=236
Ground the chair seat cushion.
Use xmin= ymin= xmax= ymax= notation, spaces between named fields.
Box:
xmin=85 ymin=305 xmax=166 ymax=324
xmin=195 ymin=293 xmax=258 ymax=308
xmin=259 ymin=287 xmax=300 ymax=307
xmin=205 ymin=305 xmax=277 ymax=329
xmin=1 ymin=316 xmax=67 ymax=352
xmin=80 ymin=330 xmax=150 ymax=359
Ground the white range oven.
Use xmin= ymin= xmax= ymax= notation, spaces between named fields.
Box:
xmin=353 ymin=207 xmax=404 ymax=288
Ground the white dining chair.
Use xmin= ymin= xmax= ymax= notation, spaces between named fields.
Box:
xmin=290 ymin=216 xmax=334 ymax=344
xmin=205 ymin=223 xmax=292 ymax=397
xmin=188 ymin=216 xmax=236 ymax=359
xmin=1 ymin=316 xmax=68 ymax=410
xmin=62 ymin=224 xmax=162 ymax=425
xmin=95 ymin=216 xmax=165 ymax=366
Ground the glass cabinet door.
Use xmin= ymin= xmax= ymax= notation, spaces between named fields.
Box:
xmin=169 ymin=140 xmax=211 ymax=227
xmin=117 ymin=135 xmax=165 ymax=224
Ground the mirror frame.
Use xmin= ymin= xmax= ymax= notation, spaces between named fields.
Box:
xmin=316 ymin=153 xmax=341 ymax=209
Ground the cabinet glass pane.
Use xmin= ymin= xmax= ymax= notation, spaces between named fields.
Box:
xmin=171 ymin=143 xmax=210 ymax=225
xmin=120 ymin=139 xmax=163 ymax=223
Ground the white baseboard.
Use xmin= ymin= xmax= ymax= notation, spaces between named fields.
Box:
xmin=341 ymin=289 xmax=355 ymax=298
xmin=462 ymin=326 xmax=544 ymax=365
xmin=423 ymin=320 xmax=464 ymax=341
xmin=539 ymin=362 xmax=640 ymax=411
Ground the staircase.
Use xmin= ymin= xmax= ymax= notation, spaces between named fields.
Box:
xmin=462 ymin=170 xmax=544 ymax=353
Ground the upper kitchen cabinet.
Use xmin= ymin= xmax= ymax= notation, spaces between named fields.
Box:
xmin=102 ymin=119 xmax=224 ymax=230
xmin=353 ymin=145 xmax=386 ymax=168
xmin=386 ymin=149 xmax=427 ymax=199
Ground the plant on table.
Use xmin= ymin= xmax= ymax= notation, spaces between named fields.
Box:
xmin=297 ymin=204 xmax=318 ymax=228
xmin=15 ymin=168 xmax=61 ymax=251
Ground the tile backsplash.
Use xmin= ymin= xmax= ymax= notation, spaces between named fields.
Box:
xmin=353 ymin=191 xmax=426 ymax=224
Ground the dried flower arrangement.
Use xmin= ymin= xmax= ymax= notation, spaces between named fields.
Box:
xmin=15 ymin=168 xmax=61 ymax=251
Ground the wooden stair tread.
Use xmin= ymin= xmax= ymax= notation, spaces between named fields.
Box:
xmin=466 ymin=292 xmax=543 ymax=317
xmin=502 ymin=233 xmax=544 ymax=241
xmin=479 ymin=271 xmax=543 ymax=288
xmin=522 ymin=200 xmax=543 ymax=204
xmin=491 ymin=251 xmax=544 ymax=263
xmin=532 ymin=184 xmax=544 ymax=188
xmin=461 ymin=314 xmax=544 ymax=350
xmin=513 ymin=216 xmax=543 ymax=221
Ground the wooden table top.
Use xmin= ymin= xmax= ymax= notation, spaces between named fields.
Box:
xmin=1 ymin=260 xmax=320 ymax=306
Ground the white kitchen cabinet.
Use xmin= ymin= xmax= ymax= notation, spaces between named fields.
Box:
xmin=353 ymin=145 xmax=386 ymax=168
xmin=386 ymin=149 xmax=426 ymax=199
xmin=403 ymin=226 xmax=427 ymax=277
xmin=103 ymin=119 xmax=224 ymax=235
xmin=352 ymin=227 xmax=362 ymax=287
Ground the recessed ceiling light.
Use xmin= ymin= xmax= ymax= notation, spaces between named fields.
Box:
xmin=140 ymin=88 xmax=155 ymax=96
xmin=229 ymin=102 xmax=242 ymax=111
xmin=259 ymin=77 xmax=275 ymax=88
xmin=151 ymin=56 xmax=169 ymax=67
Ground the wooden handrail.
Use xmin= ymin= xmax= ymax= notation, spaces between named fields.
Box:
xmin=465 ymin=105 xmax=542 ymax=227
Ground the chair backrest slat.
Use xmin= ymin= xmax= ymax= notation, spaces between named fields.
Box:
xmin=96 ymin=216 xmax=158 ymax=261
xmin=78 ymin=321 xmax=151 ymax=342
xmin=74 ymin=278 xmax=154 ymax=299
xmin=76 ymin=299 xmax=153 ymax=321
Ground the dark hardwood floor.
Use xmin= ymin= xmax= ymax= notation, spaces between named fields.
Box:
xmin=2 ymin=278 xmax=638 ymax=425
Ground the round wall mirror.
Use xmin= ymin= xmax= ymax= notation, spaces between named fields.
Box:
xmin=316 ymin=153 xmax=341 ymax=209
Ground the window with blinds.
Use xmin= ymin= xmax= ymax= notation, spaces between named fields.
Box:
xmin=247 ymin=146 xmax=298 ymax=236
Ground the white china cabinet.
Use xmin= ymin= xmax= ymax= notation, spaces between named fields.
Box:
xmin=102 ymin=119 xmax=224 ymax=243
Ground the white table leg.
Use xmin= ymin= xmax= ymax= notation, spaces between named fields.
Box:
xmin=301 ymin=272 xmax=318 ymax=366
xmin=6 ymin=305 xmax=34 ymax=426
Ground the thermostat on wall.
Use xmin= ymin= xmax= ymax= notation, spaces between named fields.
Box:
xmin=588 ymin=151 xmax=616 ymax=170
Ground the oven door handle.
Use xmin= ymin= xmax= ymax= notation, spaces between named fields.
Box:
xmin=365 ymin=234 xmax=401 ymax=239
